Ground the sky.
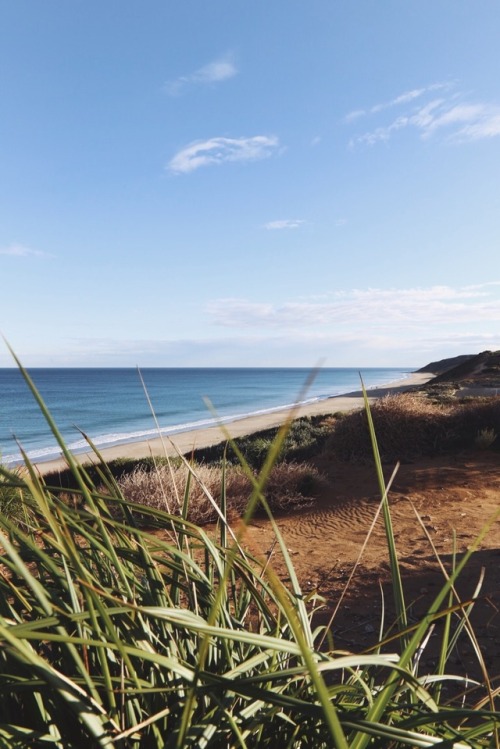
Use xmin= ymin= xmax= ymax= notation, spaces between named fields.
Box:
xmin=1 ymin=1 xmax=500 ymax=368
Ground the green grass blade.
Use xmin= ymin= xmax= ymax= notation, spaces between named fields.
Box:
xmin=360 ymin=375 xmax=407 ymax=636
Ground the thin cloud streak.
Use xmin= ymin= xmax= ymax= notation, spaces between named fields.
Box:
xmin=165 ymin=54 xmax=237 ymax=95
xmin=264 ymin=219 xmax=304 ymax=230
xmin=0 ymin=244 xmax=53 ymax=258
xmin=345 ymin=82 xmax=450 ymax=121
xmin=208 ymin=284 xmax=500 ymax=328
xmin=168 ymin=135 xmax=279 ymax=174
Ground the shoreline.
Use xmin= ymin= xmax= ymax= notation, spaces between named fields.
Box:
xmin=36 ymin=372 xmax=432 ymax=475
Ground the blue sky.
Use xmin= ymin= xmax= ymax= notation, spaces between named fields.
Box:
xmin=1 ymin=1 xmax=500 ymax=367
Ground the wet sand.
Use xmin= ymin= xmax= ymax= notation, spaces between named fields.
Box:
xmin=36 ymin=372 xmax=432 ymax=475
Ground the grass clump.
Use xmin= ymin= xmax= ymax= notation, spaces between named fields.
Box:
xmin=43 ymin=455 xmax=180 ymax=492
xmin=0 ymin=465 xmax=33 ymax=526
xmin=116 ymin=460 xmax=320 ymax=523
xmin=474 ymin=426 xmax=497 ymax=449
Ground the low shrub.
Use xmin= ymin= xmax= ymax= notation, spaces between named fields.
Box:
xmin=117 ymin=460 xmax=320 ymax=523
xmin=327 ymin=393 xmax=450 ymax=462
xmin=191 ymin=415 xmax=333 ymax=469
xmin=328 ymin=392 xmax=500 ymax=462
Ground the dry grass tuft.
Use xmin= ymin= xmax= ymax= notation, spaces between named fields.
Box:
xmin=474 ymin=426 xmax=497 ymax=450
xmin=328 ymin=392 xmax=500 ymax=462
xmin=117 ymin=461 xmax=320 ymax=524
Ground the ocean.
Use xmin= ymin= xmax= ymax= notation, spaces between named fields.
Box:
xmin=0 ymin=367 xmax=412 ymax=467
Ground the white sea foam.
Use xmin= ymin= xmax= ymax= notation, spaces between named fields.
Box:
xmin=3 ymin=397 xmax=321 ymax=466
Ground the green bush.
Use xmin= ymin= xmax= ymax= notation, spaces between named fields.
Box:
xmin=191 ymin=415 xmax=333 ymax=469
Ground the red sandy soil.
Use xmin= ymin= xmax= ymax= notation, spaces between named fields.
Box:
xmin=241 ymin=447 xmax=500 ymax=685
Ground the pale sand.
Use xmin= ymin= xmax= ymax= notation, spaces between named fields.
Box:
xmin=36 ymin=372 xmax=432 ymax=475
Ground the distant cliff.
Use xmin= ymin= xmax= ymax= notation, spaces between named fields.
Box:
xmin=417 ymin=354 xmax=475 ymax=376
xmin=419 ymin=350 xmax=500 ymax=385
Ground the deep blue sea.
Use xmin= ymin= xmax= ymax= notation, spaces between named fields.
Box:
xmin=0 ymin=367 xmax=412 ymax=467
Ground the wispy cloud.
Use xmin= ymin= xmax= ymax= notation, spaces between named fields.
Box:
xmin=0 ymin=244 xmax=53 ymax=258
xmin=165 ymin=54 xmax=237 ymax=95
xmin=345 ymin=82 xmax=451 ymax=121
xmin=345 ymin=109 xmax=366 ymax=123
xmin=168 ymin=135 xmax=279 ymax=174
xmin=207 ymin=283 xmax=500 ymax=328
xmin=348 ymin=83 xmax=500 ymax=146
xmin=427 ymin=104 xmax=500 ymax=142
xmin=264 ymin=219 xmax=304 ymax=230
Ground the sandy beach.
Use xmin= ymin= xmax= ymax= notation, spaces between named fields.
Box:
xmin=37 ymin=372 xmax=431 ymax=474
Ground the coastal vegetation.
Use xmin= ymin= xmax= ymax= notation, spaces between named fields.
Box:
xmin=41 ymin=391 xmax=500 ymax=525
xmin=0 ymin=465 xmax=31 ymax=525
xmin=0 ymin=357 xmax=499 ymax=746
xmin=328 ymin=391 xmax=500 ymax=463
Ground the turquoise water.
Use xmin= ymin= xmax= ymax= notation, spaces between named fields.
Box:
xmin=0 ymin=367 xmax=412 ymax=466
